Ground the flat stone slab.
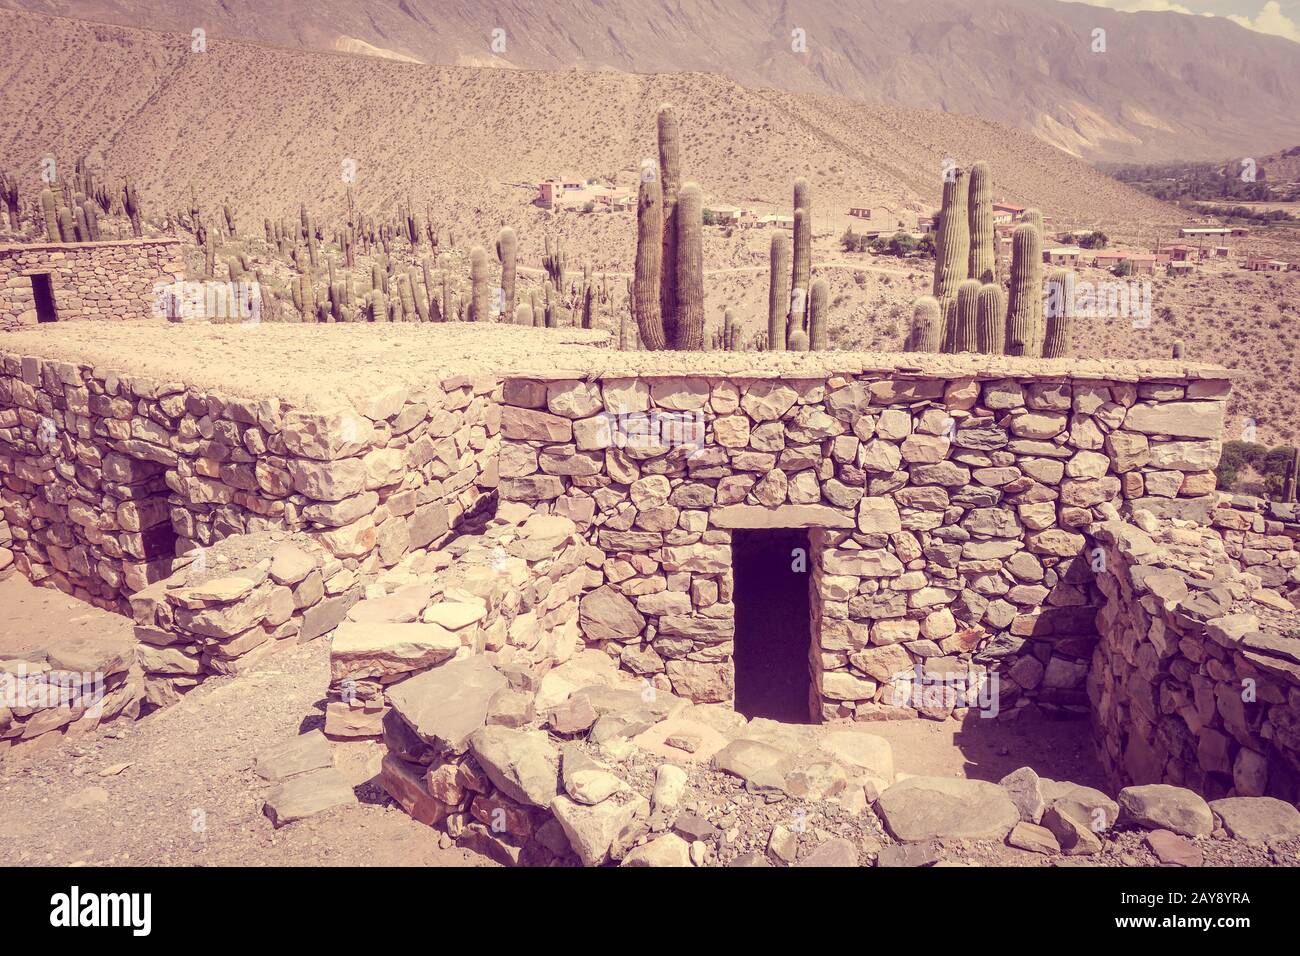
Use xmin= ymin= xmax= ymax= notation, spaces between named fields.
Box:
xmin=385 ymin=655 xmax=508 ymax=754
xmin=255 ymin=729 xmax=332 ymax=781
xmin=711 ymin=739 xmax=794 ymax=792
xmin=330 ymin=621 xmax=460 ymax=681
xmin=262 ymin=766 xmax=356 ymax=828
xmin=468 ymin=726 xmax=560 ymax=809
xmin=709 ymin=504 xmax=856 ymax=529
xmin=1209 ymin=797 xmax=1300 ymax=843
xmin=876 ymin=776 xmax=1020 ymax=842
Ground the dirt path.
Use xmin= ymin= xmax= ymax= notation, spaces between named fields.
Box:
xmin=0 ymin=638 xmax=491 ymax=868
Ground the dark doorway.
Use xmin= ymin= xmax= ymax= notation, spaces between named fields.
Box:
xmin=31 ymin=274 xmax=57 ymax=323
xmin=732 ymin=527 xmax=814 ymax=723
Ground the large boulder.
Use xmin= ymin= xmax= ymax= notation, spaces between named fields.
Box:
xmin=875 ymin=777 xmax=1020 ymax=842
xmin=712 ymin=739 xmax=794 ymax=793
xmin=551 ymin=794 xmax=650 ymax=866
xmin=385 ymin=655 xmax=508 ymax=755
xmin=1117 ymin=784 xmax=1214 ymax=837
xmin=621 ymin=833 xmax=693 ymax=867
xmin=468 ymin=726 xmax=561 ymax=809
xmin=1209 ymin=797 xmax=1300 ymax=843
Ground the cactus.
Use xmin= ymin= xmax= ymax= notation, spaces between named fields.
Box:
xmin=223 ymin=203 xmax=237 ymax=237
xmin=497 ymin=226 xmax=517 ymax=320
xmin=967 ymin=161 xmax=995 ymax=283
xmin=789 ymin=329 xmax=810 ymax=351
xmin=83 ymin=199 xmax=100 ymax=241
xmin=1043 ymin=268 xmax=1074 ymax=358
xmin=722 ymin=307 xmax=735 ymax=351
xmin=1283 ymin=447 xmax=1300 ymax=503
xmin=1172 ymin=339 xmax=1184 ymax=359
xmin=580 ymin=268 xmax=595 ymax=330
xmin=514 ymin=303 xmax=533 ymax=326
xmin=908 ymin=296 xmax=942 ymax=352
xmin=397 ymin=274 xmax=417 ymax=322
xmin=767 ymin=231 xmax=790 ymax=351
xmin=932 ymin=168 xmax=970 ymax=302
xmin=953 ymin=279 xmax=981 ymax=353
xmin=789 ymin=179 xmax=813 ymax=339
xmin=1023 ymin=208 xmax=1044 ymax=236
xmin=632 ymin=169 xmax=666 ymax=349
xmin=470 ymin=245 xmax=489 ymax=321
xmin=0 ymin=171 xmax=19 ymax=231
xmin=674 ymin=182 xmax=705 ymax=351
xmin=40 ymin=189 xmax=59 ymax=241
xmin=809 ymin=277 xmax=829 ymax=351
xmin=1006 ymin=223 xmax=1044 ymax=356
xmin=658 ymin=103 xmax=682 ymax=345
xmin=542 ymin=234 xmax=565 ymax=290
xmin=976 ymin=283 xmax=1006 ymax=355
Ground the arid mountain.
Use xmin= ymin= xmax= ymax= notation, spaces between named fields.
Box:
xmin=0 ymin=6 xmax=1180 ymax=265
xmin=3 ymin=0 xmax=1299 ymax=162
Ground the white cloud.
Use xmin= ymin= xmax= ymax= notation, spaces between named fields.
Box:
xmin=1061 ymin=0 xmax=1300 ymax=43
xmin=1227 ymin=1 xmax=1300 ymax=42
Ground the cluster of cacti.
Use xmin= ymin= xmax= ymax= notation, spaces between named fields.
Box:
xmin=543 ymin=234 xmax=566 ymax=290
xmin=910 ymin=161 xmax=1073 ymax=359
xmin=632 ymin=104 xmax=705 ymax=350
xmin=757 ymin=179 xmax=829 ymax=350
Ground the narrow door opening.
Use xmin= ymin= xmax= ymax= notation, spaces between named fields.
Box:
xmin=31 ymin=274 xmax=58 ymax=323
xmin=732 ymin=527 xmax=814 ymax=723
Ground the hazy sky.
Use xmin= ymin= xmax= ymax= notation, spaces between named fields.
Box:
xmin=1059 ymin=0 xmax=1300 ymax=42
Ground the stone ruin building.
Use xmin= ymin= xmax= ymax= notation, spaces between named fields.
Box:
xmin=2 ymin=317 xmax=1299 ymax=865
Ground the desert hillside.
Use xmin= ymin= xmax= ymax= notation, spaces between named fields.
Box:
xmin=3 ymin=0 xmax=1299 ymax=162
xmin=0 ymin=7 xmax=1181 ymax=270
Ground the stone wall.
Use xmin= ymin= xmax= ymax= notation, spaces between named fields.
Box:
xmin=1089 ymin=504 xmax=1300 ymax=802
xmin=497 ymin=365 xmax=1232 ymax=720
xmin=0 ymin=348 xmax=501 ymax=614
xmin=0 ymin=240 xmax=184 ymax=326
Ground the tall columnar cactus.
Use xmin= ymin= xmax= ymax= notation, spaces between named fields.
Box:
xmin=809 ymin=278 xmax=829 ymax=351
xmin=1043 ymin=268 xmax=1074 ymax=358
xmin=497 ymin=226 xmax=517 ymax=320
xmin=470 ymin=245 xmax=489 ymax=322
xmin=41 ymin=189 xmax=59 ymax=241
xmin=790 ymin=178 xmax=812 ymax=339
xmin=674 ymin=182 xmax=705 ymax=351
xmin=1 ymin=171 xmax=20 ymax=232
xmin=632 ymin=157 xmax=666 ymax=349
xmin=767 ymin=231 xmax=790 ymax=351
xmin=967 ymin=161 xmax=995 ymax=284
xmin=223 ymin=203 xmax=237 ymax=238
xmin=1005 ymin=222 xmax=1044 ymax=356
xmin=1171 ymin=339 xmax=1184 ymax=360
xmin=932 ymin=168 xmax=971 ymax=305
xmin=953 ymin=279 xmax=982 ymax=353
xmin=657 ymin=103 xmax=682 ymax=346
xmin=908 ymin=296 xmax=942 ymax=352
xmin=1284 ymin=447 xmax=1300 ymax=503
xmin=976 ymin=283 xmax=1006 ymax=355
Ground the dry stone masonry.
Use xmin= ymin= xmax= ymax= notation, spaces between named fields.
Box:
xmin=0 ymin=347 xmax=500 ymax=613
xmin=0 ymin=239 xmax=184 ymax=326
xmin=498 ymin=360 xmax=1233 ymax=721
xmin=1090 ymin=500 xmax=1300 ymax=801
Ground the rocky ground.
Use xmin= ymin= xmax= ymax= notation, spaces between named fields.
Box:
xmin=0 ymin=637 xmax=486 ymax=867
xmin=3 ymin=626 xmax=1298 ymax=867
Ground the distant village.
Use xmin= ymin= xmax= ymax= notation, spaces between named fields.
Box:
xmin=534 ymin=177 xmax=1298 ymax=275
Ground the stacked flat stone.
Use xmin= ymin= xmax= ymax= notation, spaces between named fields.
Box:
xmin=0 ymin=349 xmax=501 ymax=613
xmin=0 ymin=240 xmax=184 ymax=326
xmin=498 ymin=367 xmax=1232 ymax=719
xmin=1089 ymin=510 xmax=1300 ymax=800
xmin=325 ymin=508 xmax=589 ymax=737
xmin=127 ymin=534 xmax=350 ymax=708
